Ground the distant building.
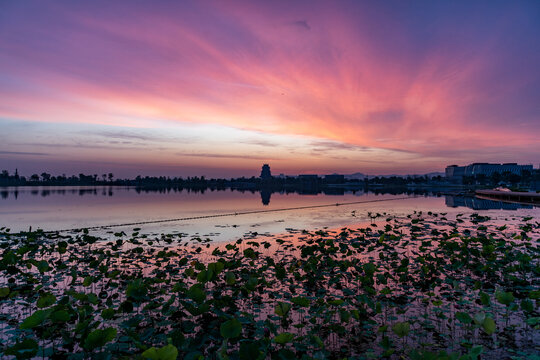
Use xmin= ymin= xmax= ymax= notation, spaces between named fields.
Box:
xmin=445 ymin=165 xmax=466 ymax=183
xmin=298 ymin=174 xmax=320 ymax=188
xmin=260 ymin=164 xmax=272 ymax=180
xmin=324 ymin=174 xmax=345 ymax=184
xmin=445 ymin=163 xmax=533 ymax=183
xmin=298 ymin=174 xmax=319 ymax=180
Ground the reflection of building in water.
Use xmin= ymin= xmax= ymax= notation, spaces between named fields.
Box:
xmin=260 ymin=189 xmax=271 ymax=205
xmin=445 ymin=196 xmax=532 ymax=210
xmin=323 ymin=188 xmax=345 ymax=195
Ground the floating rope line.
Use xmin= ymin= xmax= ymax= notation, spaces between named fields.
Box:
xmin=46 ymin=195 xmax=418 ymax=233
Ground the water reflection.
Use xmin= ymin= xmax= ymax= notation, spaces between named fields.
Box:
xmin=260 ymin=189 xmax=271 ymax=205
xmin=1 ymin=186 xmax=536 ymax=212
xmin=2 ymin=185 xmax=537 ymax=212
xmin=0 ymin=185 xmax=449 ymax=204
xmin=1 ymin=185 xmax=538 ymax=236
xmin=445 ymin=195 xmax=533 ymax=210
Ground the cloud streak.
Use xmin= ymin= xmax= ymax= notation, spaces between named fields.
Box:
xmin=177 ymin=152 xmax=278 ymax=161
xmin=0 ymin=150 xmax=48 ymax=156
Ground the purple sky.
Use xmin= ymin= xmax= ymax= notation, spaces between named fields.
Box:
xmin=1 ymin=1 xmax=539 ymax=177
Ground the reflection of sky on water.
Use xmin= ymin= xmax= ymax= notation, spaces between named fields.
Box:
xmin=445 ymin=195 xmax=533 ymax=210
xmin=0 ymin=186 xmax=538 ymax=240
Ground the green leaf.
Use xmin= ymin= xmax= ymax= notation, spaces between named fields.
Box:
xmin=187 ymin=284 xmax=206 ymax=304
xmin=495 ymin=291 xmax=514 ymax=306
xmin=245 ymin=276 xmax=258 ymax=291
xmin=275 ymin=302 xmax=291 ymax=317
xmin=456 ymin=312 xmax=472 ymax=324
xmin=340 ymin=309 xmax=351 ymax=322
xmin=363 ymin=262 xmax=376 ymax=275
xmin=380 ymin=335 xmax=392 ymax=350
xmin=126 ymin=279 xmax=147 ymax=301
xmin=83 ymin=327 xmax=117 ymax=351
xmin=20 ymin=309 xmax=51 ymax=329
xmin=311 ymin=335 xmax=324 ymax=348
xmin=50 ymin=310 xmax=70 ymax=323
xmin=0 ymin=287 xmax=9 ymax=298
xmin=196 ymin=270 xmax=211 ymax=283
xmin=327 ymin=299 xmax=345 ymax=306
xmin=239 ymin=341 xmax=260 ymax=360
xmin=378 ymin=325 xmax=388 ymax=333
xmin=274 ymin=332 xmax=295 ymax=344
xmin=101 ymin=308 xmax=115 ymax=320
xmin=208 ymin=261 xmax=224 ymax=276
xmin=275 ymin=265 xmax=286 ymax=280
xmin=521 ymin=299 xmax=534 ymax=313
xmin=469 ymin=345 xmax=483 ymax=359
xmin=220 ymin=318 xmax=242 ymax=339
xmin=5 ymin=338 xmax=39 ymax=359
xmin=473 ymin=312 xmax=486 ymax=326
xmin=35 ymin=260 xmax=50 ymax=273
xmin=243 ymin=248 xmax=257 ymax=259
xmin=479 ymin=292 xmax=490 ymax=306
xmin=37 ymin=293 xmax=56 ymax=308
xmin=83 ymin=276 xmax=93 ymax=287
xmin=87 ymin=293 xmax=98 ymax=305
xmin=482 ymin=317 xmax=496 ymax=335
xmin=119 ymin=300 xmax=134 ymax=313
xmin=392 ymin=322 xmax=410 ymax=338
xmin=142 ymin=344 xmax=178 ymax=360
xmin=291 ymin=296 xmax=310 ymax=307
xmin=225 ymin=272 xmax=236 ymax=285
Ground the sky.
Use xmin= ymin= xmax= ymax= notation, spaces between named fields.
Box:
xmin=1 ymin=0 xmax=539 ymax=178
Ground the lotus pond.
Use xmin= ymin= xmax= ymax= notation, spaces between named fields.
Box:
xmin=0 ymin=211 xmax=538 ymax=359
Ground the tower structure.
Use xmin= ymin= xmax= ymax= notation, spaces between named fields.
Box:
xmin=260 ymin=164 xmax=272 ymax=180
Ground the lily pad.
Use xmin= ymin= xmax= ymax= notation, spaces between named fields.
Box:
xmin=220 ymin=318 xmax=242 ymax=339
xmin=83 ymin=327 xmax=117 ymax=351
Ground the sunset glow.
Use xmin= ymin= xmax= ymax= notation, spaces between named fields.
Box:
xmin=1 ymin=1 xmax=539 ymax=177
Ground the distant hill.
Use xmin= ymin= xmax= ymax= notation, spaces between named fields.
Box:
xmin=343 ymin=172 xmax=366 ymax=180
xmin=343 ymin=171 xmax=444 ymax=180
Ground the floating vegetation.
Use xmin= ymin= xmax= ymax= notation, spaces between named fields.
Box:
xmin=0 ymin=213 xmax=538 ymax=359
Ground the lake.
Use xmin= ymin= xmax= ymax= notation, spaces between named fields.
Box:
xmin=1 ymin=187 xmax=538 ymax=359
xmin=0 ymin=186 xmax=537 ymax=241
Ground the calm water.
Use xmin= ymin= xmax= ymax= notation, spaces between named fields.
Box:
xmin=0 ymin=186 xmax=537 ymax=241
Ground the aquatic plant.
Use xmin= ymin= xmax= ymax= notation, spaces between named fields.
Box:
xmin=0 ymin=213 xmax=538 ymax=359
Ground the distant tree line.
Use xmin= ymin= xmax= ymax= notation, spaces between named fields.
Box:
xmin=1 ymin=169 xmax=537 ymax=190
xmin=366 ymin=175 xmax=443 ymax=186
xmin=1 ymin=169 xmax=385 ymax=189
xmin=0 ymin=169 xmax=464 ymax=188
xmin=0 ymin=170 xmax=117 ymax=186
